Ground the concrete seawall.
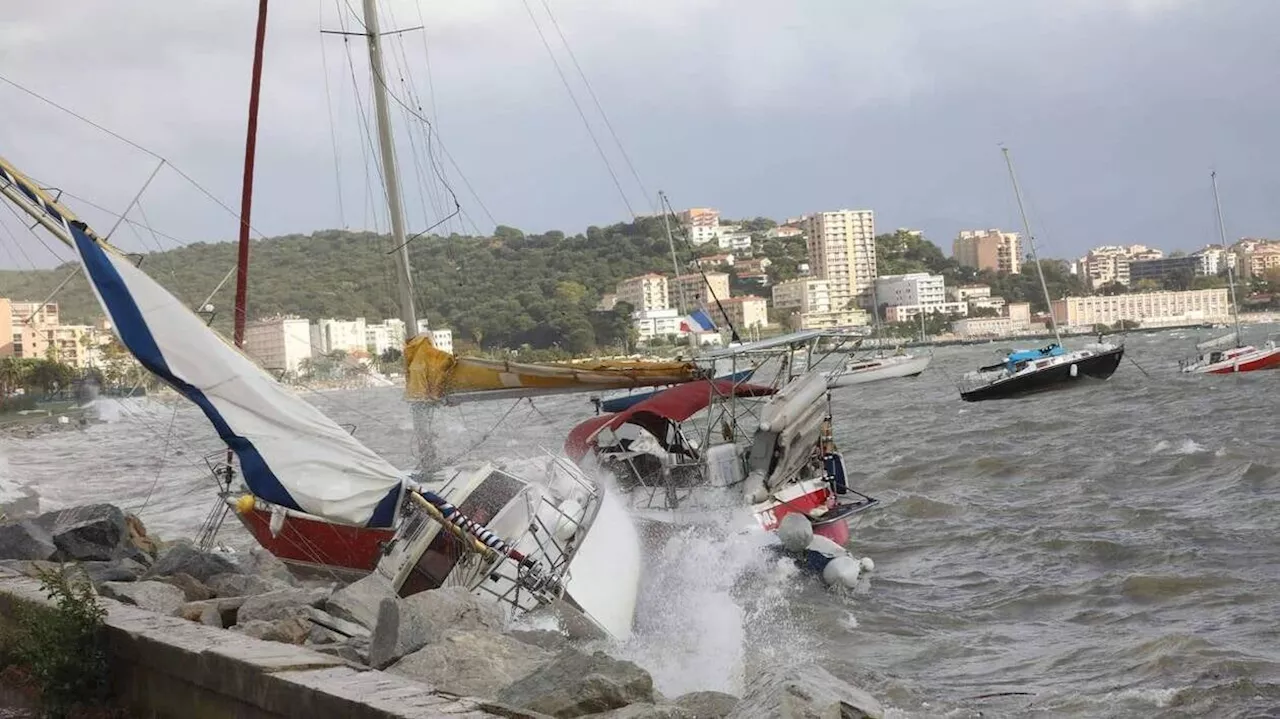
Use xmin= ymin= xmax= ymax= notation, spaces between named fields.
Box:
xmin=0 ymin=575 xmax=543 ymax=719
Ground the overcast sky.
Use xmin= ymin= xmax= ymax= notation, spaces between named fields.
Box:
xmin=1 ymin=0 xmax=1278 ymax=269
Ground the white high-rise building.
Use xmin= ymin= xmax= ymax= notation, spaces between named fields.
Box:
xmin=616 ymin=274 xmax=669 ymax=312
xmin=804 ymin=210 xmax=876 ymax=310
xmin=245 ymin=316 xmax=313 ymax=375
xmin=310 ymin=318 xmax=368 ymax=354
xmin=874 ymin=273 xmax=946 ymax=308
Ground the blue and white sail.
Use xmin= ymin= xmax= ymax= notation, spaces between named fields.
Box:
xmin=63 ymin=220 xmax=405 ymax=528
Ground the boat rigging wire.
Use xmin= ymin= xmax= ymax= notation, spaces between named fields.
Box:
xmin=519 ymin=0 xmax=637 ymax=219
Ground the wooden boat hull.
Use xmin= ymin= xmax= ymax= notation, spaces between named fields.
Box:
xmin=960 ymin=346 xmax=1124 ymax=402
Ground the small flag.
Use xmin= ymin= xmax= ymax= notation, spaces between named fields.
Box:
xmin=680 ymin=308 xmax=717 ymax=333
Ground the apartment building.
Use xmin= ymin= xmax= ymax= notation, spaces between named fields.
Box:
xmin=616 ymin=274 xmax=669 ymax=312
xmin=1051 ymin=289 xmax=1230 ymax=328
xmin=678 ymin=208 xmax=721 ymax=246
xmin=874 ymin=273 xmax=946 ymax=308
xmin=804 ymin=209 xmax=876 ymax=310
xmin=1128 ymin=256 xmax=1202 ymax=285
xmin=1077 ymin=245 xmax=1163 ymax=289
xmin=953 ymin=229 xmax=1021 ymax=274
xmin=1191 ymin=246 xmax=1236 ymax=276
xmin=718 ymin=296 xmax=769 ymax=331
xmin=670 ymin=272 xmax=731 ymax=311
xmin=772 ymin=278 xmax=832 ymax=314
xmin=244 ymin=316 xmax=313 ymax=375
xmin=310 ymin=318 xmax=369 ymax=355
xmin=414 ymin=319 xmax=454 ymax=354
xmin=884 ymin=302 xmax=968 ymax=323
xmin=1240 ymin=244 xmax=1280 ymax=280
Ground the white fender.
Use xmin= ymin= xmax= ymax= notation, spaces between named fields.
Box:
xmin=1069 ymin=364 xmax=1078 ymax=377
xmin=822 ymin=555 xmax=862 ymax=589
xmin=859 ymin=557 xmax=875 ymax=572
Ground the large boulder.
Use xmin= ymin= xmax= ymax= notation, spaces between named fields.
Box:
xmin=156 ymin=572 xmax=214 ymax=602
xmin=246 ymin=546 xmax=296 ymax=584
xmin=0 ymin=520 xmax=57 ymax=561
xmin=586 ymin=705 xmax=692 ymax=718
xmin=99 ymin=580 xmax=187 ymax=615
xmin=368 ymin=586 xmax=505 ymax=669
xmin=497 ymin=649 xmax=655 ymax=718
xmin=725 ymin=664 xmax=883 ymax=719
xmin=147 ymin=544 xmax=242 ymax=583
xmin=234 ymin=617 xmax=312 ymax=645
xmin=205 ymin=572 xmax=284 ymax=598
xmin=305 ymin=606 xmax=371 ymax=641
xmin=37 ymin=504 xmax=127 ymax=562
xmin=82 ymin=558 xmax=147 ymax=587
xmin=324 ymin=572 xmax=397 ymax=630
xmin=237 ymin=587 xmax=330 ymax=623
xmin=176 ymin=596 xmax=248 ymax=628
xmin=672 ymin=692 xmax=739 ymax=719
xmin=389 ymin=629 xmax=554 ymax=698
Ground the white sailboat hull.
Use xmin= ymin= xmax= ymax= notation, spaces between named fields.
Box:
xmin=826 ymin=353 xmax=931 ymax=388
xmin=561 ymin=487 xmax=641 ymax=641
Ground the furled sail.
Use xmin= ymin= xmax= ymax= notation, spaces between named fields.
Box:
xmin=65 ymin=221 xmax=406 ymax=528
xmin=1196 ymin=333 xmax=1237 ymax=352
xmin=404 ymin=335 xmax=702 ymax=404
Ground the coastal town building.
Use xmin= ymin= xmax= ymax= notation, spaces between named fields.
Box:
xmin=0 ymin=298 xmax=11 ymax=357
xmin=1128 ymin=255 xmax=1203 ymax=285
xmin=804 ymin=209 xmax=877 ymax=310
xmin=310 ymin=318 xmax=368 ymax=355
xmin=874 ymin=273 xmax=946 ymax=308
xmin=951 ymin=316 xmax=1016 ymax=339
xmin=953 ymin=229 xmax=1021 ymax=274
xmin=791 ymin=309 xmax=870 ymax=331
xmin=718 ymin=296 xmax=769 ymax=332
xmin=947 ymin=285 xmax=991 ymax=303
xmin=766 ymin=226 xmax=803 ymax=239
xmin=670 ymin=272 xmax=731 ymax=311
xmin=245 ymin=316 xmax=313 ymax=375
xmin=1191 ymin=246 xmax=1235 ymax=276
xmin=678 ymin=208 xmax=721 ymax=246
xmin=616 ymin=274 xmax=669 ymax=312
xmin=1076 ymin=245 xmax=1163 ymax=289
xmin=414 ymin=319 xmax=454 ymax=354
xmin=1050 ymin=288 xmax=1230 ymax=328
xmin=692 ymin=254 xmax=734 ymax=269
xmin=884 ymin=302 xmax=968 ymax=324
xmin=771 ymin=278 xmax=869 ymax=330
xmin=1239 ymin=244 xmax=1280 ymax=280
xmin=632 ymin=308 xmax=685 ymax=343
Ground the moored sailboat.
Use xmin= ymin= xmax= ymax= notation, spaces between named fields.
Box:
xmin=959 ymin=147 xmax=1124 ymax=401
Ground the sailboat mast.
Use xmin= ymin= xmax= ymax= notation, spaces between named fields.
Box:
xmin=233 ymin=0 xmax=269 ymax=349
xmin=1211 ymin=171 xmax=1242 ymax=347
xmin=1001 ymin=146 xmax=1062 ymax=346
xmin=361 ymin=0 xmax=419 ymax=338
xmin=659 ymin=191 xmax=690 ymax=314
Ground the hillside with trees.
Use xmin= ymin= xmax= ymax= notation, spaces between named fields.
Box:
xmin=0 ymin=218 xmax=696 ymax=355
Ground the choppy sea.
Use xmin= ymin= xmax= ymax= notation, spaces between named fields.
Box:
xmin=4 ymin=326 xmax=1280 ymax=717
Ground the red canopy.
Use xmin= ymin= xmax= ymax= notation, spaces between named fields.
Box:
xmin=564 ymin=378 xmax=775 ymax=463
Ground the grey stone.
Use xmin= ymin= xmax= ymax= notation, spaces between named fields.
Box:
xmin=82 ymin=558 xmax=147 ymax=586
xmin=176 ymin=596 xmax=246 ymax=628
xmin=233 ymin=616 xmax=312 ymax=645
xmin=390 ymin=629 xmax=554 ymax=699
xmin=147 ymin=544 xmax=242 ymax=583
xmin=307 ymin=623 xmax=343 ymax=645
xmin=0 ymin=486 xmax=40 ymax=520
xmin=99 ymin=580 xmax=187 ymax=615
xmin=324 ymin=571 xmax=395 ymax=630
xmin=0 ymin=520 xmax=57 ymax=561
xmin=156 ymin=572 xmax=214 ymax=601
xmin=237 ymin=586 xmax=330 ymax=623
xmin=497 ymin=648 xmax=655 ymax=718
xmin=205 ymin=572 xmax=283 ymax=598
xmin=725 ymin=664 xmax=883 ymax=719
xmin=510 ymin=629 xmax=572 ymax=652
xmin=368 ymin=585 xmax=506 ymax=669
xmin=588 ymin=705 xmax=693 ymax=718
xmin=673 ymin=691 xmax=739 ymax=719
xmin=312 ymin=642 xmax=368 ymax=665
xmin=37 ymin=504 xmax=127 ymax=561
xmin=246 ymin=546 xmax=296 ymax=584
xmin=305 ymin=606 xmax=370 ymax=640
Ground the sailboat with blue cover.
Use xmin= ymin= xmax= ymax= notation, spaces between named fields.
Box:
xmin=958 ymin=148 xmax=1124 ymax=401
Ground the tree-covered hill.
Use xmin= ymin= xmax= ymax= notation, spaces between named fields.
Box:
xmin=0 ymin=217 xmax=691 ymax=354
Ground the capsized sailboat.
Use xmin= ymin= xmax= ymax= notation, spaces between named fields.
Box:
xmin=1181 ymin=172 xmax=1280 ymax=374
xmin=959 ymin=147 xmax=1123 ymax=401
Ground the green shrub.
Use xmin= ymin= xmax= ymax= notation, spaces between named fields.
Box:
xmin=6 ymin=566 xmax=111 ymax=718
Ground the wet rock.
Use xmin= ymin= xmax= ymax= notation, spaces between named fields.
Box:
xmin=0 ymin=520 xmax=57 ymax=561
xmin=38 ymin=504 xmax=127 ymax=562
xmin=305 ymin=606 xmax=370 ymax=641
xmin=587 ymin=705 xmax=693 ymax=718
xmin=177 ymin=596 xmax=246 ymax=628
xmin=156 ymin=572 xmax=214 ymax=602
xmin=324 ymin=572 xmax=396 ymax=630
xmin=312 ymin=642 xmax=368 ymax=665
xmin=673 ymin=691 xmax=739 ymax=718
xmin=82 ymin=558 xmax=147 ymax=587
xmin=390 ymin=629 xmax=554 ymax=698
xmin=0 ymin=559 xmax=62 ymax=580
xmin=368 ymin=587 xmax=504 ymax=669
xmin=205 ymin=572 xmax=283 ymax=598
xmin=307 ymin=623 xmax=343 ymax=645
xmin=509 ymin=629 xmax=572 ymax=652
xmin=0 ymin=486 xmax=40 ymax=520
xmin=246 ymin=546 xmax=296 ymax=584
xmin=233 ymin=617 xmax=311 ymax=645
xmin=100 ymin=580 xmax=186 ymax=615
xmin=725 ymin=664 xmax=883 ymax=719
xmin=147 ymin=544 xmax=242 ymax=583
xmin=237 ymin=587 xmax=330 ymax=623
xmin=497 ymin=648 xmax=655 ymax=718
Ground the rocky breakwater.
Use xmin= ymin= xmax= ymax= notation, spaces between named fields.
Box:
xmin=0 ymin=503 xmax=887 ymax=719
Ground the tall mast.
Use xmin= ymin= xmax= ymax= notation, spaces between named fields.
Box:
xmin=361 ymin=0 xmax=419 ymax=338
xmin=1001 ymin=146 xmax=1061 ymax=346
xmin=659 ymin=191 xmax=689 ymax=314
xmin=1211 ymin=171 xmax=1242 ymax=346
xmin=233 ymin=0 xmax=269 ymax=348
